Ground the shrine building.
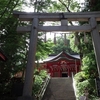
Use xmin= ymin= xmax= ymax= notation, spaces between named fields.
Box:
xmin=39 ymin=51 xmax=81 ymax=77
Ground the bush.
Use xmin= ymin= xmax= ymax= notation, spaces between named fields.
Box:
xmin=32 ymin=69 xmax=48 ymax=95
xmin=33 ymin=75 xmax=43 ymax=94
xmin=74 ymin=72 xmax=98 ymax=99
xmin=39 ymin=70 xmax=48 ymax=79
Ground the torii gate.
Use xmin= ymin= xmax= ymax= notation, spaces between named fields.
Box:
xmin=13 ymin=11 xmax=100 ymax=100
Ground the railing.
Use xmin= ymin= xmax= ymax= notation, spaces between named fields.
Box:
xmin=36 ymin=74 xmax=50 ymax=100
xmin=71 ymin=72 xmax=77 ymax=99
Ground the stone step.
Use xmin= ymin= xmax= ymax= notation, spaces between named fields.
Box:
xmin=42 ymin=77 xmax=76 ymax=100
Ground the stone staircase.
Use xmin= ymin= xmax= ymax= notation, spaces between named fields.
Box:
xmin=42 ymin=77 xmax=76 ymax=100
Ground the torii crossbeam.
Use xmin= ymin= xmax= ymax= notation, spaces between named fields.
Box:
xmin=13 ymin=11 xmax=100 ymax=100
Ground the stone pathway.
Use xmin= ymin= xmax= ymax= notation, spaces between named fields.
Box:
xmin=42 ymin=77 xmax=76 ymax=100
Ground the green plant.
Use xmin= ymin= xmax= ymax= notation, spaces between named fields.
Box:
xmin=32 ymin=69 xmax=48 ymax=95
xmin=33 ymin=75 xmax=43 ymax=95
xmin=39 ymin=70 xmax=48 ymax=79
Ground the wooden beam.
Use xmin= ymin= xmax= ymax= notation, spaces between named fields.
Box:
xmin=17 ymin=24 xmax=96 ymax=33
xmin=13 ymin=11 xmax=100 ymax=21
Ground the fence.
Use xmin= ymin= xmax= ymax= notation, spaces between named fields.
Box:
xmin=36 ymin=74 xmax=50 ymax=100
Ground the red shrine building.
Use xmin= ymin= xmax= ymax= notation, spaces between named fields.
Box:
xmin=39 ymin=51 xmax=81 ymax=77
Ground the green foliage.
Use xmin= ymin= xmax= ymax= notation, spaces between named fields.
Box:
xmin=0 ymin=1 xmax=25 ymax=98
xmin=69 ymin=0 xmax=80 ymax=12
xmin=84 ymin=0 xmax=100 ymax=11
xmin=73 ymin=32 xmax=98 ymax=98
xmin=48 ymin=1 xmax=66 ymax=12
xmin=29 ymin=0 xmax=54 ymax=12
xmin=52 ymin=35 xmax=76 ymax=54
xmin=77 ymin=79 xmax=96 ymax=99
xmin=68 ymin=34 xmax=79 ymax=53
xmin=33 ymin=75 xmax=43 ymax=94
xmin=39 ymin=70 xmax=48 ymax=79
xmin=74 ymin=53 xmax=98 ymax=99
xmin=0 ymin=0 xmax=23 ymax=28
xmin=36 ymin=37 xmax=54 ymax=60
xmin=0 ymin=0 xmax=54 ymax=98
xmin=71 ymin=1 xmax=100 ymax=99
xmin=33 ymin=69 xmax=48 ymax=95
xmin=74 ymin=72 xmax=97 ymax=99
xmin=74 ymin=72 xmax=85 ymax=83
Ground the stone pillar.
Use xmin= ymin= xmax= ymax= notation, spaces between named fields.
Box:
xmin=61 ymin=19 xmax=68 ymax=26
xmin=89 ymin=17 xmax=100 ymax=77
xmin=18 ymin=18 xmax=38 ymax=100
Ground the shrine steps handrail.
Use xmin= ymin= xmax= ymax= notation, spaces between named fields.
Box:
xmin=36 ymin=74 xmax=50 ymax=100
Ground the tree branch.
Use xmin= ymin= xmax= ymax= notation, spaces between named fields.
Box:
xmin=58 ymin=0 xmax=71 ymax=12
xmin=0 ymin=0 xmax=20 ymax=29
xmin=0 ymin=0 xmax=12 ymax=19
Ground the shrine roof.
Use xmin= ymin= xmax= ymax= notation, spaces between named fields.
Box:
xmin=38 ymin=51 xmax=80 ymax=63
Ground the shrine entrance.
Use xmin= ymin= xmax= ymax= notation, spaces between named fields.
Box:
xmin=13 ymin=11 xmax=100 ymax=100
xmin=62 ymin=72 xmax=68 ymax=77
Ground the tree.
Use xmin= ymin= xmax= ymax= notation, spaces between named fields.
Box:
xmin=73 ymin=0 xmax=100 ymax=99
xmin=36 ymin=34 xmax=54 ymax=60
xmin=0 ymin=0 xmax=25 ymax=98
xmin=51 ymin=35 xmax=76 ymax=54
xmin=0 ymin=0 xmax=54 ymax=98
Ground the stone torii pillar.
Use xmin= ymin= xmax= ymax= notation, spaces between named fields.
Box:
xmin=89 ymin=17 xmax=100 ymax=77
xmin=18 ymin=18 xmax=38 ymax=100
